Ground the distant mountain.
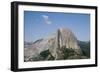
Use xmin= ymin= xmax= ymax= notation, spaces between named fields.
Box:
xmin=78 ymin=41 xmax=90 ymax=58
xmin=33 ymin=39 xmax=43 ymax=44
xmin=24 ymin=41 xmax=33 ymax=48
xmin=24 ymin=28 xmax=89 ymax=62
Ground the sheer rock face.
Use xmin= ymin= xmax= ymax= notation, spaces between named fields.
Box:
xmin=59 ymin=28 xmax=82 ymax=53
xmin=48 ymin=28 xmax=82 ymax=60
xmin=24 ymin=28 xmax=82 ymax=61
xmin=59 ymin=28 xmax=79 ymax=50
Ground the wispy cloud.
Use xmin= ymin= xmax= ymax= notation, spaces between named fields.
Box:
xmin=42 ymin=15 xmax=52 ymax=25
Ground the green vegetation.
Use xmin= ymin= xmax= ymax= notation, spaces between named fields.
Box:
xmin=40 ymin=50 xmax=50 ymax=58
xmin=78 ymin=41 xmax=90 ymax=58
xmin=63 ymin=48 xmax=76 ymax=59
xmin=61 ymin=46 xmax=84 ymax=59
xmin=40 ymin=50 xmax=55 ymax=60
xmin=30 ymin=41 xmax=90 ymax=61
xmin=31 ymin=50 xmax=55 ymax=61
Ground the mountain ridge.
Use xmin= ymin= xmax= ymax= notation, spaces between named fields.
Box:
xmin=24 ymin=28 xmax=89 ymax=62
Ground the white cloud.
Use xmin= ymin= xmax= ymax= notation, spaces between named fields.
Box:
xmin=42 ymin=15 xmax=49 ymax=20
xmin=42 ymin=15 xmax=52 ymax=25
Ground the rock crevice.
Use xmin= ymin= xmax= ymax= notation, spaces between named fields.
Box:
xmin=24 ymin=28 xmax=83 ymax=61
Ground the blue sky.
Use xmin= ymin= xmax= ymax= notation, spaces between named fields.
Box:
xmin=24 ymin=11 xmax=90 ymax=42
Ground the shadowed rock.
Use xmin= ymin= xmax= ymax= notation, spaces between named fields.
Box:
xmin=24 ymin=28 xmax=84 ymax=61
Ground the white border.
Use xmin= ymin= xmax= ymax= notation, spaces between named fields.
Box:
xmin=18 ymin=5 xmax=96 ymax=68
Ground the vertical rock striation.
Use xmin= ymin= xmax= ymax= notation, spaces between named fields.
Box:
xmin=24 ymin=27 xmax=83 ymax=61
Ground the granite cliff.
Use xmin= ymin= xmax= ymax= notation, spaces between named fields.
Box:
xmin=24 ymin=28 xmax=87 ymax=62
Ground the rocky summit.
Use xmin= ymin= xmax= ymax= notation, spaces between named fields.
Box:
xmin=24 ymin=28 xmax=88 ymax=62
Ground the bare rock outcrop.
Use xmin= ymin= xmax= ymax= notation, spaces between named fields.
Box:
xmin=24 ymin=28 xmax=83 ymax=61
